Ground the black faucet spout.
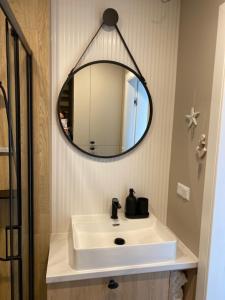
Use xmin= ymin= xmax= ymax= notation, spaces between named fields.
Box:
xmin=111 ymin=198 xmax=121 ymax=219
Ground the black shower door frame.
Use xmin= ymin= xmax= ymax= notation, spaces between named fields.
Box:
xmin=0 ymin=0 xmax=34 ymax=299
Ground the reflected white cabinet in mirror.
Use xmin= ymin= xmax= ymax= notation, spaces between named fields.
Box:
xmin=57 ymin=60 xmax=153 ymax=158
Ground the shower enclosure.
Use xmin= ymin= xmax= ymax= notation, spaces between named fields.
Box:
xmin=0 ymin=1 xmax=33 ymax=299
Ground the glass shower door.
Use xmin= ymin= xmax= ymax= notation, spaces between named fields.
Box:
xmin=0 ymin=2 xmax=34 ymax=299
xmin=0 ymin=8 xmax=11 ymax=300
xmin=0 ymin=18 xmax=22 ymax=300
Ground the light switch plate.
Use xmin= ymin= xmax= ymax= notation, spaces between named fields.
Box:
xmin=177 ymin=182 xmax=190 ymax=201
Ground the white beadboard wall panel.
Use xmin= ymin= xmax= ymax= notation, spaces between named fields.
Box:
xmin=51 ymin=0 xmax=180 ymax=233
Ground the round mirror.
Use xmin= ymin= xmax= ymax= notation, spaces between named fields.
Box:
xmin=57 ymin=61 xmax=153 ymax=158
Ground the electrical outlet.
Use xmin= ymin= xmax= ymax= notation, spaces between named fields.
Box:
xmin=177 ymin=182 xmax=190 ymax=201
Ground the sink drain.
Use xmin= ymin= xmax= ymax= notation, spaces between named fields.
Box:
xmin=114 ymin=238 xmax=125 ymax=245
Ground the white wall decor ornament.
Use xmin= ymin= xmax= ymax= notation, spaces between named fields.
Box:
xmin=185 ymin=107 xmax=200 ymax=129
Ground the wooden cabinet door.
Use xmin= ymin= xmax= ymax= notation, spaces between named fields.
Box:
xmin=47 ymin=272 xmax=170 ymax=300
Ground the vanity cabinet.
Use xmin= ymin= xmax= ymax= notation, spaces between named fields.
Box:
xmin=47 ymin=270 xmax=197 ymax=300
xmin=47 ymin=272 xmax=170 ymax=300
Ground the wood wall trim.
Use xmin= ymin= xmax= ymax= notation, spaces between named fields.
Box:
xmin=7 ymin=0 xmax=51 ymax=299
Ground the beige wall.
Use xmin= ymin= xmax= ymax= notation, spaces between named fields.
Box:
xmin=8 ymin=0 xmax=51 ymax=299
xmin=167 ymin=0 xmax=225 ymax=255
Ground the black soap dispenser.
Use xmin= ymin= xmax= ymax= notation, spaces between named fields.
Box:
xmin=125 ymin=188 xmax=137 ymax=218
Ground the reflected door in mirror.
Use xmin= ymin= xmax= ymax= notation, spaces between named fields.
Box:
xmin=58 ymin=61 xmax=152 ymax=158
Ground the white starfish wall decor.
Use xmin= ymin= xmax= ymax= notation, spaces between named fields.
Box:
xmin=185 ymin=107 xmax=200 ymax=128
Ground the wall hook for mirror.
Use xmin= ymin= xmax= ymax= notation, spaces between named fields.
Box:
xmin=103 ymin=8 xmax=119 ymax=26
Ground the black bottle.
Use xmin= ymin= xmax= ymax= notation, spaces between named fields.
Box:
xmin=137 ymin=197 xmax=149 ymax=217
xmin=125 ymin=188 xmax=137 ymax=218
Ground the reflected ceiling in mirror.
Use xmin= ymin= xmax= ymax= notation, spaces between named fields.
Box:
xmin=57 ymin=61 xmax=153 ymax=158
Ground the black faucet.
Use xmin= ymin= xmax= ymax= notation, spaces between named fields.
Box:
xmin=111 ymin=198 xmax=121 ymax=219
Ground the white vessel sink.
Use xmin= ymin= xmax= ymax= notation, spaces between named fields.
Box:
xmin=71 ymin=214 xmax=177 ymax=270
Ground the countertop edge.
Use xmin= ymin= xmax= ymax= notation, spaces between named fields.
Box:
xmin=46 ymin=233 xmax=198 ymax=284
xmin=46 ymin=262 xmax=197 ymax=284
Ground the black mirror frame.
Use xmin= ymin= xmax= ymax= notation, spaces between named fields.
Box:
xmin=57 ymin=60 xmax=153 ymax=159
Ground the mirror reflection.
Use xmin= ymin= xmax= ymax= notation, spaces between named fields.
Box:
xmin=58 ymin=62 xmax=152 ymax=157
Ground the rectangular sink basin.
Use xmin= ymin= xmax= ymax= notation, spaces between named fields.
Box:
xmin=71 ymin=214 xmax=177 ymax=270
